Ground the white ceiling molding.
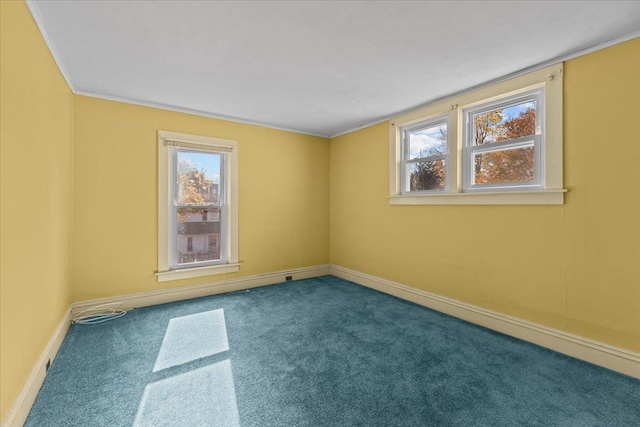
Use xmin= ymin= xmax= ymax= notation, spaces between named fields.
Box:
xmin=26 ymin=1 xmax=640 ymax=138
xmin=73 ymin=89 xmax=330 ymax=138
xmin=25 ymin=0 xmax=76 ymax=92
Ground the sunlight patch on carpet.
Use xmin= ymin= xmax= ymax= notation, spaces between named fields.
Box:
xmin=153 ymin=309 xmax=229 ymax=372
xmin=134 ymin=359 xmax=239 ymax=426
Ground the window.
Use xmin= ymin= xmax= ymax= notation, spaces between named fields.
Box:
xmin=463 ymin=89 xmax=542 ymax=192
xmin=389 ymin=63 xmax=565 ymax=205
xmin=157 ymin=131 xmax=239 ymax=282
xmin=400 ymin=116 xmax=449 ymax=193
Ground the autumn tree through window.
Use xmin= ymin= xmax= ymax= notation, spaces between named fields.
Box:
xmin=464 ymin=89 xmax=543 ymax=191
xmin=472 ymin=101 xmax=536 ymax=184
xmin=389 ymin=63 xmax=563 ymax=205
xmin=400 ymin=91 xmax=542 ymax=194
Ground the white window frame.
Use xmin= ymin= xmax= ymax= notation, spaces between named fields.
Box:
xmin=157 ymin=130 xmax=240 ymax=282
xmin=400 ymin=115 xmax=450 ymax=194
xmin=463 ymin=88 xmax=543 ymax=192
xmin=389 ymin=63 xmax=565 ymax=205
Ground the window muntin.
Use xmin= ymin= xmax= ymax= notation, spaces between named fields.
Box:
xmin=401 ymin=117 xmax=449 ymax=193
xmin=463 ymin=89 xmax=543 ymax=192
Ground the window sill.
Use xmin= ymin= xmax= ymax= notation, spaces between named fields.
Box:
xmin=156 ymin=262 xmax=242 ymax=282
xmin=389 ymin=189 xmax=567 ymax=205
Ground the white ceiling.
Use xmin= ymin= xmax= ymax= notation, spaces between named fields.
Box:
xmin=28 ymin=1 xmax=640 ymax=137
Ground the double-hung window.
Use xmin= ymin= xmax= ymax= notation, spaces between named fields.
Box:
xmin=463 ymin=89 xmax=543 ymax=192
xmin=390 ymin=63 xmax=564 ymax=205
xmin=157 ymin=131 xmax=239 ymax=282
xmin=401 ymin=117 xmax=449 ymax=193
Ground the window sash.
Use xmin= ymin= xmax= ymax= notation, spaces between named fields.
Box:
xmin=169 ymin=147 xmax=228 ymax=269
xmin=464 ymin=90 xmax=543 ymax=148
xmin=462 ymin=89 xmax=543 ymax=192
xmin=464 ymin=135 xmax=542 ymax=191
xmin=170 ymin=206 xmax=228 ymax=269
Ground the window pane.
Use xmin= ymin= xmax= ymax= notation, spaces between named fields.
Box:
xmin=474 ymin=147 xmax=534 ymax=185
xmin=409 ymin=159 xmax=445 ymax=191
xmin=177 ymin=207 xmax=221 ymax=264
xmin=473 ymin=100 xmax=536 ymax=145
xmin=176 ymin=151 xmax=221 ymax=205
xmin=408 ymin=123 xmax=447 ymax=160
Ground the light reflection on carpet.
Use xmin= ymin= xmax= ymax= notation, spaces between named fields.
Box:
xmin=134 ymin=359 xmax=239 ymax=427
xmin=153 ymin=309 xmax=229 ymax=372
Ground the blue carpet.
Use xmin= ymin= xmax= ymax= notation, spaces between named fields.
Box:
xmin=25 ymin=276 xmax=640 ymax=426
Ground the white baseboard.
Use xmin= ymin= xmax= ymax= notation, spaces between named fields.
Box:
xmin=1 ymin=307 xmax=72 ymax=427
xmin=72 ymin=264 xmax=331 ymax=313
xmin=6 ymin=263 xmax=635 ymax=427
xmin=2 ymin=264 xmax=329 ymax=427
xmin=330 ymin=264 xmax=640 ymax=379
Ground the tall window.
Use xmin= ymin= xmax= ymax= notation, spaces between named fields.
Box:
xmin=157 ymin=131 xmax=239 ymax=282
xmin=172 ymin=148 xmax=224 ymax=267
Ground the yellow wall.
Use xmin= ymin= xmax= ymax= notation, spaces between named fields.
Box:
xmin=71 ymin=96 xmax=329 ymax=301
xmin=1 ymin=1 xmax=329 ymax=417
xmin=330 ymin=37 xmax=640 ymax=353
xmin=0 ymin=1 xmax=74 ymax=418
xmin=2 ymin=0 xmax=638 ymax=420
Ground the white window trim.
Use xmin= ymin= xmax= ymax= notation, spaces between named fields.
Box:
xmin=157 ymin=130 xmax=240 ymax=282
xmin=389 ymin=63 xmax=565 ymax=205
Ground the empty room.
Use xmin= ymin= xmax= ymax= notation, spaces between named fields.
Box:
xmin=1 ymin=1 xmax=640 ymax=426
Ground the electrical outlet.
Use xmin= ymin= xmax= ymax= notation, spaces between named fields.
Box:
xmin=45 ymin=359 xmax=51 ymax=372
xmin=285 ymin=275 xmax=292 ymax=281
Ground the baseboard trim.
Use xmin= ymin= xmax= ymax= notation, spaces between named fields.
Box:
xmin=72 ymin=264 xmax=331 ymax=312
xmin=6 ymin=263 xmax=635 ymax=427
xmin=2 ymin=264 xmax=329 ymax=427
xmin=1 ymin=307 xmax=72 ymax=427
xmin=330 ymin=264 xmax=640 ymax=379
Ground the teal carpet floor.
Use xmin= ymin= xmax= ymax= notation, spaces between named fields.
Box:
xmin=26 ymin=276 xmax=640 ymax=426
